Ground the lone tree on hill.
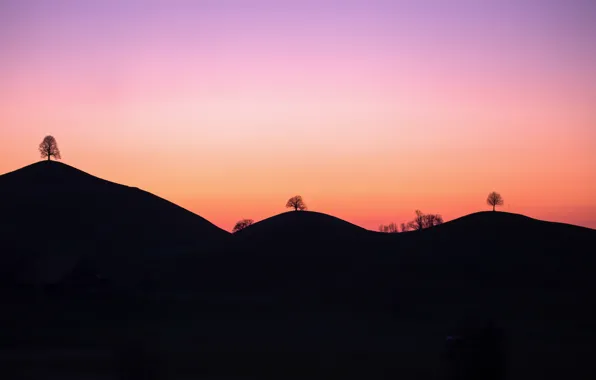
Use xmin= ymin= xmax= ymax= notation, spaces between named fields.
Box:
xmin=486 ymin=191 xmax=504 ymax=211
xmin=233 ymin=218 xmax=254 ymax=233
xmin=286 ymin=195 xmax=307 ymax=211
xmin=39 ymin=135 xmax=61 ymax=161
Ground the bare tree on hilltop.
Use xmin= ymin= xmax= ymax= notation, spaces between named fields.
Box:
xmin=286 ymin=195 xmax=307 ymax=211
xmin=233 ymin=219 xmax=254 ymax=233
xmin=408 ymin=210 xmax=426 ymax=231
xmin=423 ymin=213 xmax=444 ymax=228
xmin=379 ymin=222 xmax=398 ymax=233
xmin=39 ymin=135 xmax=61 ymax=161
xmin=407 ymin=210 xmax=443 ymax=231
xmin=486 ymin=191 xmax=504 ymax=211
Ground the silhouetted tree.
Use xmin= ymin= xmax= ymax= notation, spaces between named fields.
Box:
xmin=423 ymin=213 xmax=444 ymax=228
xmin=486 ymin=191 xmax=504 ymax=212
xmin=408 ymin=210 xmax=426 ymax=231
xmin=233 ymin=218 xmax=254 ymax=233
xmin=39 ymin=135 xmax=61 ymax=161
xmin=378 ymin=222 xmax=398 ymax=233
xmin=286 ymin=195 xmax=307 ymax=211
xmin=408 ymin=210 xmax=443 ymax=230
xmin=400 ymin=223 xmax=408 ymax=232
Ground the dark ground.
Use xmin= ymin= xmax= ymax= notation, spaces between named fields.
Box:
xmin=1 ymin=286 xmax=593 ymax=379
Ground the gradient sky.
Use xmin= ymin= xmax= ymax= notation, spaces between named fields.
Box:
xmin=1 ymin=0 xmax=595 ymax=230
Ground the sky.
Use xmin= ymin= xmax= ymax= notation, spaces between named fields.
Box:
xmin=1 ymin=0 xmax=595 ymax=231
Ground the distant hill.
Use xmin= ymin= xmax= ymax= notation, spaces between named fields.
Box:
xmin=0 ymin=161 xmax=230 ymax=286
xmin=233 ymin=210 xmax=376 ymax=247
xmin=179 ymin=209 xmax=596 ymax=305
xmin=379 ymin=210 xmax=595 ymax=280
xmin=424 ymin=210 xmax=594 ymax=235
xmin=390 ymin=211 xmax=595 ymax=269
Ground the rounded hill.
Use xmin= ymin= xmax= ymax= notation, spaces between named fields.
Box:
xmin=0 ymin=161 xmax=230 ymax=285
xmin=233 ymin=211 xmax=375 ymax=246
xmin=417 ymin=210 xmax=595 ymax=239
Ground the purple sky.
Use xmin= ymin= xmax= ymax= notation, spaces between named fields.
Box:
xmin=1 ymin=0 xmax=595 ymax=230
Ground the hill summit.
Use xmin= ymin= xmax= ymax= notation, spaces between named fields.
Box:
xmin=233 ymin=210 xmax=374 ymax=243
xmin=0 ymin=161 xmax=229 ymax=285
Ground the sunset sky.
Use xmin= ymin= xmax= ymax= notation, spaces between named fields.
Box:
xmin=1 ymin=0 xmax=595 ymax=230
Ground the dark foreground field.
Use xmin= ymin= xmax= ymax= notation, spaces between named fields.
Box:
xmin=1 ymin=297 xmax=592 ymax=380
xmin=2 ymin=260 xmax=593 ymax=380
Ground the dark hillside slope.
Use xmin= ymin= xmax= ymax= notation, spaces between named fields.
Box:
xmin=181 ymin=211 xmax=596 ymax=378
xmin=375 ymin=212 xmax=596 ymax=305
xmin=377 ymin=212 xmax=596 ymax=379
xmin=181 ymin=211 xmax=596 ymax=308
xmin=0 ymin=161 xmax=230 ymax=286
xmin=388 ymin=211 xmax=595 ymax=287
xmin=173 ymin=211 xmax=382 ymax=301
xmin=233 ymin=211 xmax=376 ymax=247
xmin=115 ymin=210 xmax=596 ymax=379
xmin=180 ymin=210 xmax=595 ymax=313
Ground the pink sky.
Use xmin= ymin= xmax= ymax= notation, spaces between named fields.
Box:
xmin=1 ymin=0 xmax=595 ymax=230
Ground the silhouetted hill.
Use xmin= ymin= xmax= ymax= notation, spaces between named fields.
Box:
xmin=427 ymin=210 xmax=593 ymax=236
xmin=233 ymin=210 xmax=376 ymax=246
xmin=371 ymin=211 xmax=596 ymax=334
xmin=381 ymin=210 xmax=595 ymax=280
xmin=0 ymin=161 xmax=230 ymax=286
xmin=173 ymin=209 xmax=596 ymax=320
xmin=0 ymin=160 xmax=119 ymax=188
xmin=391 ymin=211 xmax=595 ymax=268
xmin=169 ymin=211 xmax=380 ymax=298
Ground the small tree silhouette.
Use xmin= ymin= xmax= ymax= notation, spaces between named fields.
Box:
xmin=39 ymin=135 xmax=61 ymax=161
xmin=378 ymin=222 xmax=398 ymax=233
xmin=233 ymin=218 xmax=254 ymax=233
xmin=407 ymin=210 xmax=443 ymax=230
xmin=400 ymin=223 xmax=408 ymax=232
xmin=286 ymin=195 xmax=307 ymax=211
xmin=486 ymin=192 xmax=504 ymax=212
xmin=408 ymin=210 xmax=426 ymax=231
xmin=423 ymin=214 xmax=444 ymax=228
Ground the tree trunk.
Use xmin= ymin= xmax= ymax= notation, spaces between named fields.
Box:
xmin=48 ymin=154 xmax=51 ymax=161
xmin=493 ymin=205 xmax=495 ymax=212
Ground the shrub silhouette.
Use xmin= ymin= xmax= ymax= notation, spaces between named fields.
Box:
xmin=233 ymin=218 xmax=254 ymax=233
